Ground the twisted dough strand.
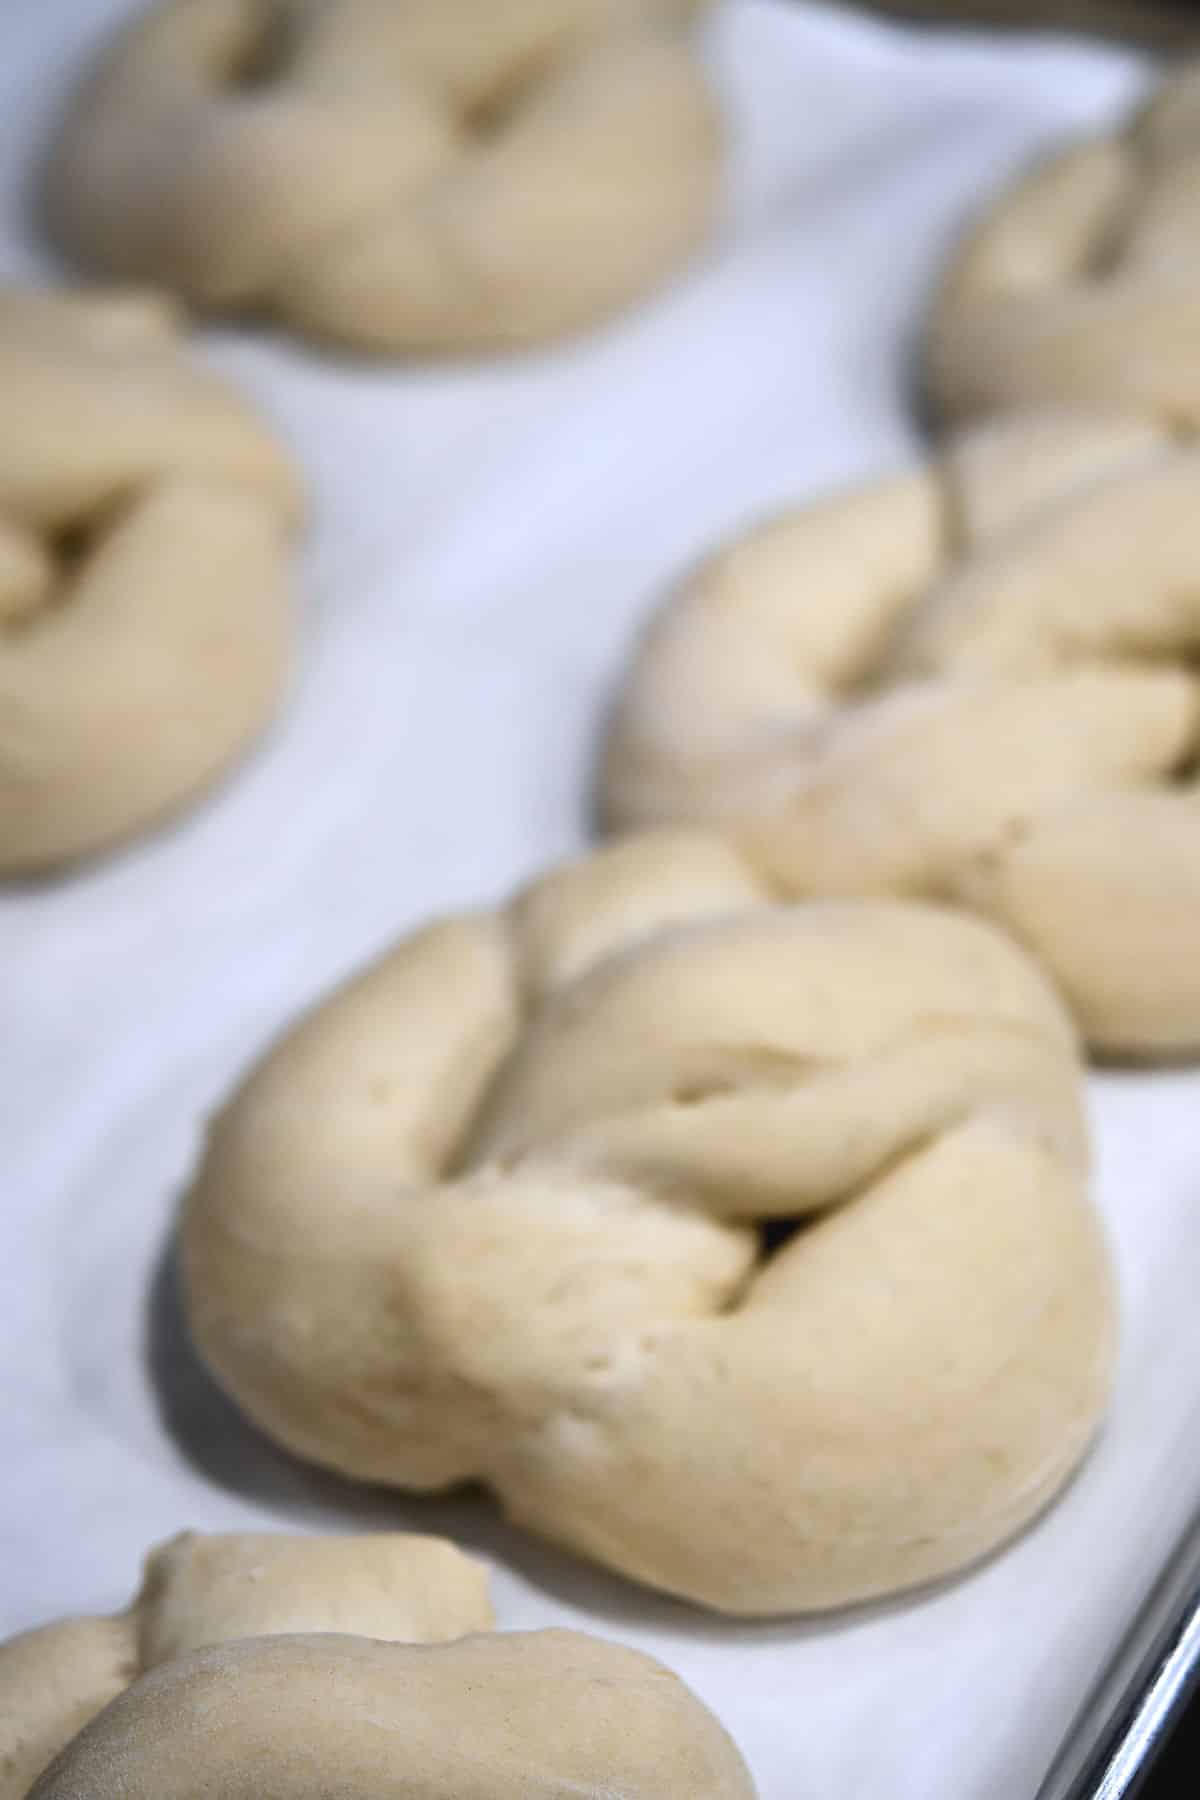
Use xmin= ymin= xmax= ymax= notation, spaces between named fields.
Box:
xmin=0 ymin=1530 xmax=753 ymax=1799
xmin=0 ymin=1531 xmax=492 ymax=1800
xmin=930 ymin=61 xmax=1200 ymax=424
xmin=0 ymin=288 xmax=302 ymax=872
xmin=45 ymin=0 xmax=721 ymax=351
xmin=184 ymin=830 xmax=1113 ymax=1614
xmin=602 ymin=415 xmax=1200 ymax=1054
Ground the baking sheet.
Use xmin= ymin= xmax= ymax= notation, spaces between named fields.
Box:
xmin=3 ymin=3 xmax=1199 ymax=1794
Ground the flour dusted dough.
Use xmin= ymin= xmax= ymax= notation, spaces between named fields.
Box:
xmin=929 ymin=60 xmax=1200 ymax=423
xmin=1 ymin=1528 xmax=753 ymax=1799
xmin=182 ymin=830 xmax=1115 ymax=1616
xmin=45 ymin=0 xmax=721 ymax=353
xmin=602 ymin=415 xmax=1200 ymax=1057
xmin=0 ymin=288 xmax=302 ymax=874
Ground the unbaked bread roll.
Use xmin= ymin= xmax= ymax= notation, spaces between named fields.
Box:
xmin=929 ymin=60 xmax=1200 ymax=423
xmin=0 ymin=287 xmax=302 ymax=874
xmin=44 ymin=0 xmax=721 ymax=354
xmin=182 ymin=830 xmax=1115 ymax=1616
xmin=1 ymin=1529 xmax=753 ymax=1800
xmin=602 ymin=414 xmax=1200 ymax=1057
xmin=0 ymin=1530 xmax=492 ymax=1799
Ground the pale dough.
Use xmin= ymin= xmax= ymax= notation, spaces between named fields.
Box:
xmin=182 ymin=829 xmax=1115 ymax=1616
xmin=1 ymin=1528 xmax=754 ymax=1798
xmin=929 ymin=59 xmax=1200 ymax=422
xmin=45 ymin=0 xmax=722 ymax=353
xmin=602 ymin=414 xmax=1200 ymax=1057
xmin=0 ymin=1529 xmax=492 ymax=1799
xmin=0 ymin=287 xmax=302 ymax=874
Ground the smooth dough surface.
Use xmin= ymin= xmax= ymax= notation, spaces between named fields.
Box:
xmin=182 ymin=830 xmax=1116 ymax=1615
xmin=602 ymin=414 xmax=1200 ymax=1056
xmin=0 ymin=287 xmax=302 ymax=873
xmin=45 ymin=0 xmax=722 ymax=352
xmin=0 ymin=1529 xmax=493 ymax=1800
xmin=0 ymin=1529 xmax=752 ymax=1800
xmin=27 ymin=1631 xmax=755 ymax=1800
xmin=929 ymin=59 xmax=1200 ymax=423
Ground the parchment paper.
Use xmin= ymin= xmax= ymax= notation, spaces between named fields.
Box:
xmin=3 ymin=4 xmax=1198 ymax=1794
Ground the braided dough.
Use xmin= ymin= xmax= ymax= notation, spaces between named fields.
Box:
xmin=929 ymin=60 xmax=1200 ymax=423
xmin=183 ymin=830 xmax=1114 ymax=1615
xmin=1 ymin=1529 xmax=753 ymax=1800
xmin=603 ymin=414 xmax=1200 ymax=1057
xmin=0 ymin=288 xmax=301 ymax=874
xmin=45 ymin=0 xmax=720 ymax=354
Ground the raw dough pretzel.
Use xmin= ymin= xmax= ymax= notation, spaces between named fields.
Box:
xmin=0 ymin=288 xmax=302 ymax=874
xmin=929 ymin=60 xmax=1200 ymax=424
xmin=45 ymin=0 xmax=721 ymax=353
xmin=602 ymin=413 xmax=1200 ymax=1057
xmin=0 ymin=1530 xmax=491 ymax=1799
xmin=1 ymin=1528 xmax=753 ymax=1799
xmin=182 ymin=829 xmax=1114 ymax=1616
